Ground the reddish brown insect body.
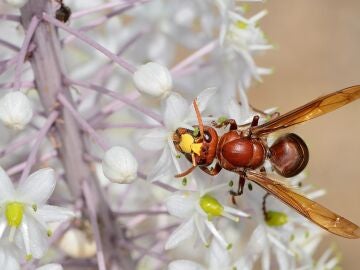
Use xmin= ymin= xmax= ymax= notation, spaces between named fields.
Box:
xmin=173 ymin=85 xmax=360 ymax=239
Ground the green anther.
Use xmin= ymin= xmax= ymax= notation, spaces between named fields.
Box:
xmin=47 ymin=230 xmax=53 ymax=237
xmin=217 ymin=116 xmax=228 ymax=124
xmin=25 ymin=254 xmax=33 ymax=261
xmin=265 ymin=211 xmax=288 ymax=227
xmin=227 ymin=243 xmax=233 ymax=250
xmin=32 ymin=204 xmax=37 ymax=212
xmin=182 ymin=177 xmax=187 ymax=186
xmin=305 ymin=231 xmax=310 ymax=238
xmin=232 ymin=267 xmax=238 ymax=270
xmin=193 ymin=127 xmax=200 ymax=137
xmin=199 ymin=194 xmax=224 ymax=218
xmin=5 ymin=202 xmax=24 ymax=227
xmin=205 ymin=243 xmax=210 ymax=248
xmin=176 ymin=154 xmax=181 ymax=159
xmin=290 ymin=234 xmax=295 ymax=241
xmin=248 ymin=183 xmax=253 ymax=191
xmin=235 ymin=21 xmax=248 ymax=29
xmin=229 ymin=180 xmax=234 ymax=187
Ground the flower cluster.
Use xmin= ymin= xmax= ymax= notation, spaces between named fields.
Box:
xmin=0 ymin=0 xmax=345 ymax=269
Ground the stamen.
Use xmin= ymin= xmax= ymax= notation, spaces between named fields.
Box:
xmin=221 ymin=212 xmax=240 ymax=222
xmin=204 ymin=220 xmax=230 ymax=249
xmin=223 ymin=206 xmax=250 ymax=218
xmin=8 ymin=226 xmax=16 ymax=242
xmin=194 ymin=215 xmax=209 ymax=247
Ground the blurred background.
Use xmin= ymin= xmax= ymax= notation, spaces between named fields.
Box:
xmin=249 ymin=1 xmax=360 ymax=268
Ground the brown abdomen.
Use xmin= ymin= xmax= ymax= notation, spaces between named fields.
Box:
xmin=269 ymin=133 xmax=309 ymax=177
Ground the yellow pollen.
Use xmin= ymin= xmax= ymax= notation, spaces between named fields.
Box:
xmin=191 ymin=143 xmax=202 ymax=155
xmin=5 ymin=202 xmax=24 ymax=227
xmin=179 ymin=134 xmax=202 ymax=155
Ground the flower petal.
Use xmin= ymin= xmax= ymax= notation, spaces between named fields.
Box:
xmin=36 ymin=264 xmax=63 ymax=270
xmin=209 ymin=239 xmax=231 ymax=268
xmin=139 ymin=128 xmax=168 ymax=151
xmin=184 ymin=87 xmax=217 ymax=123
xmin=168 ymin=260 xmax=206 ymax=270
xmin=165 ymin=191 xmax=197 ymax=219
xmin=0 ymin=166 xmax=15 ymax=202
xmin=147 ymin=147 xmax=173 ymax=182
xmin=163 ymin=92 xmax=189 ymax=130
xmin=21 ymin=213 xmax=48 ymax=259
xmin=17 ymin=168 xmax=55 ymax=205
xmin=35 ymin=205 xmax=74 ymax=223
xmin=165 ymin=217 xmax=195 ymax=250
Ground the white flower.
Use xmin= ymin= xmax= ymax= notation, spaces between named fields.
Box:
xmin=0 ymin=167 xmax=74 ymax=259
xmin=133 ymin=62 xmax=173 ymax=98
xmin=4 ymin=0 xmax=28 ymax=8
xmin=102 ymin=146 xmax=138 ymax=184
xmin=139 ymin=88 xmax=217 ymax=186
xmin=0 ymin=92 xmax=33 ymax=130
xmin=164 ymin=180 xmax=249 ymax=250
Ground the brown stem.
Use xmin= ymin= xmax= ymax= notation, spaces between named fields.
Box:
xmin=20 ymin=1 xmax=135 ymax=269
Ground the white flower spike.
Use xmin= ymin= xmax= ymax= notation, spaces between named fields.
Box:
xmin=0 ymin=91 xmax=33 ymax=130
xmin=0 ymin=167 xmax=74 ymax=260
xmin=133 ymin=62 xmax=173 ymax=98
xmin=102 ymin=146 xmax=138 ymax=184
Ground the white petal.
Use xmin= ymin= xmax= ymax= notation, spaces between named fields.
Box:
xmin=35 ymin=205 xmax=74 ymax=223
xmin=138 ymin=128 xmax=168 ymax=150
xmin=0 ymin=166 xmax=15 ymax=202
xmin=22 ymin=213 xmax=48 ymax=259
xmin=165 ymin=217 xmax=195 ymax=250
xmin=17 ymin=168 xmax=55 ymax=205
xmin=209 ymin=239 xmax=231 ymax=269
xmin=36 ymin=264 xmax=63 ymax=270
xmin=163 ymin=92 xmax=189 ymax=131
xmin=147 ymin=147 xmax=173 ymax=182
xmin=185 ymin=87 xmax=217 ymax=123
xmin=274 ymin=247 xmax=290 ymax=270
xmin=165 ymin=192 xmax=197 ymax=219
xmin=168 ymin=260 xmax=206 ymax=270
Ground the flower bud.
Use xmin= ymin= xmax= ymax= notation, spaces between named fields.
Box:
xmin=265 ymin=211 xmax=288 ymax=227
xmin=58 ymin=228 xmax=96 ymax=259
xmin=102 ymin=146 xmax=138 ymax=184
xmin=5 ymin=0 xmax=28 ymax=8
xmin=0 ymin=92 xmax=33 ymax=130
xmin=133 ymin=62 xmax=172 ymax=98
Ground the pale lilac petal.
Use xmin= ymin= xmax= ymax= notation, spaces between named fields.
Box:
xmin=138 ymin=128 xmax=168 ymax=151
xmin=35 ymin=205 xmax=74 ymax=223
xmin=165 ymin=192 xmax=197 ymax=219
xmin=0 ymin=166 xmax=15 ymax=202
xmin=36 ymin=264 xmax=63 ymax=270
xmin=165 ymin=217 xmax=195 ymax=250
xmin=163 ymin=92 xmax=189 ymax=130
xmin=168 ymin=260 xmax=206 ymax=270
xmin=17 ymin=168 xmax=55 ymax=205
